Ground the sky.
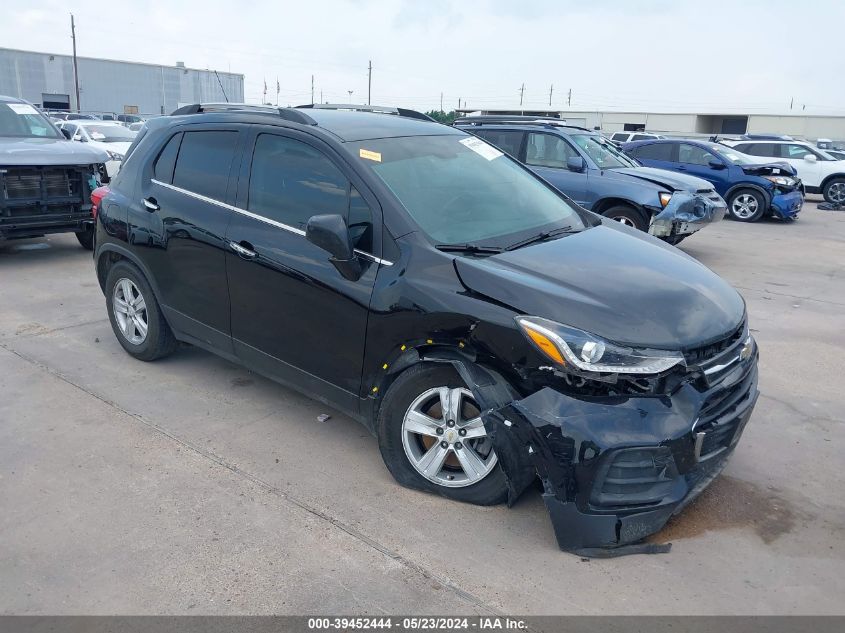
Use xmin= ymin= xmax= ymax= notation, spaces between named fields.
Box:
xmin=2 ymin=0 xmax=844 ymax=114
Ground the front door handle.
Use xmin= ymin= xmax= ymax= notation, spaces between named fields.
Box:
xmin=143 ymin=197 xmax=160 ymax=211
xmin=230 ymin=240 xmax=257 ymax=259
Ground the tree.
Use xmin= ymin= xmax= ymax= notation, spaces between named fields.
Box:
xmin=425 ymin=110 xmax=458 ymax=125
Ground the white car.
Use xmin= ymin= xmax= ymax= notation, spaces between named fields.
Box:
xmin=58 ymin=120 xmax=135 ymax=176
xmin=722 ymin=139 xmax=845 ymax=204
xmin=610 ymin=131 xmax=665 ymax=144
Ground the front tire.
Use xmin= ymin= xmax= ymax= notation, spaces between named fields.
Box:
xmin=76 ymin=227 xmax=95 ymax=250
xmin=377 ymin=364 xmax=508 ymax=506
xmin=822 ymin=178 xmax=845 ymax=204
xmin=601 ymin=205 xmax=649 ymax=231
xmin=727 ymin=189 xmax=765 ymax=222
xmin=105 ymin=261 xmax=177 ymax=361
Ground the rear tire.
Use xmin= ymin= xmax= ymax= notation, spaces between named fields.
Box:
xmin=602 ymin=205 xmax=649 ymax=231
xmin=377 ymin=363 xmax=508 ymax=506
xmin=76 ymin=227 xmax=95 ymax=250
xmin=727 ymin=189 xmax=765 ymax=222
xmin=105 ymin=261 xmax=177 ymax=361
xmin=822 ymin=177 xmax=845 ymax=204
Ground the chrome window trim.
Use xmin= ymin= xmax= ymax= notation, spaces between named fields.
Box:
xmin=150 ymin=178 xmax=392 ymax=266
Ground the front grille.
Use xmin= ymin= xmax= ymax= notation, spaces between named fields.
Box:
xmin=695 ymin=363 xmax=755 ymax=459
xmin=1 ymin=166 xmax=89 ymax=221
xmin=683 ymin=319 xmax=746 ymax=365
xmin=592 ymin=447 xmax=679 ymax=507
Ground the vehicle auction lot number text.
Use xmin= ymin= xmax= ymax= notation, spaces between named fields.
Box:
xmin=308 ymin=617 xmax=527 ymax=630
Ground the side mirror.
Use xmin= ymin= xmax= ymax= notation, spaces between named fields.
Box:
xmin=60 ymin=128 xmax=72 ymax=140
xmin=566 ymin=156 xmax=586 ymax=172
xmin=804 ymin=154 xmax=817 ymax=163
xmin=708 ymin=159 xmax=726 ymax=170
xmin=305 ymin=214 xmax=362 ymax=281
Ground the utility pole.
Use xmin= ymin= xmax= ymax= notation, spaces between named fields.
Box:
xmin=440 ymin=92 xmax=443 ymax=113
xmin=348 ymin=90 xmax=353 ymax=102
xmin=790 ymin=97 xmax=794 ymax=110
xmin=549 ymin=84 xmax=553 ymax=107
xmin=368 ymin=60 xmax=372 ymax=105
xmin=458 ymin=98 xmax=461 ymax=111
xmin=70 ymin=14 xmax=80 ymax=112
xmin=320 ymin=90 xmax=323 ymax=104
xmin=567 ymin=88 xmax=572 ymax=107
xmin=311 ymin=75 xmax=314 ymax=105
xmin=519 ymin=83 xmax=525 ymax=107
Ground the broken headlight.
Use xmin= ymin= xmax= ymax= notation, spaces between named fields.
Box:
xmin=515 ymin=316 xmax=685 ymax=374
xmin=763 ymin=175 xmax=796 ymax=187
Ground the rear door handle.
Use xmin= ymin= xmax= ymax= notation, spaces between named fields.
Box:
xmin=229 ymin=240 xmax=257 ymax=259
xmin=143 ymin=197 xmax=159 ymax=211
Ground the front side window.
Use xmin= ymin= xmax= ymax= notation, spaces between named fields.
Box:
xmin=351 ymin=134 xmax=586 ymax=246
xmin=782 ymin=144 xmax=829 ymax=160
xmin=679 ymin=144 xmax=719 ymax=166
xmin=248 ymin=134 xmax=348 ymax=231
xmin=472 ymin=129 xmax=524 ymax=159
xmin=525 ymin=133 xmax=578 ymax=169
xmin=172 ymin=130 xmax=237 ymax=201
xmin=0 ymin=102 xmax=62 ymax=139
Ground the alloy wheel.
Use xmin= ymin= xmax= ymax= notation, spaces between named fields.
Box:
xmin=112 ymin=278 xmax=148 ymax=345
xmin=612 ymin=216 xmax=636 ymax=227
xmin=828 ymin=182 xmax=845 ymax=203
xmin=731 ymin=194 xmax=759 ymax=219
xmin=401 ymin=386 xmax=497 ymax=488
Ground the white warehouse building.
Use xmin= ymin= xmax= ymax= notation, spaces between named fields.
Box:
xmin=457 ymin=108 xmax=845 ymax=141
xmin=0 ymin=47 xmax=244 ymax=116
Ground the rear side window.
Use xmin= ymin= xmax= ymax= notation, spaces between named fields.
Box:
xmin=525 ymin=133 xmax=578 ymax=168
xmin=472 ymin=130 xmax=524 ymax=159
xmin=153 ymin=133 xmax=182 ymax=184
xmin=630 ymin=143 xmax=674 ymax=161
xmin=741 ymin=143 xmax=778 ymax=158
xmin=611 ymin=133 xmax=629 ymax=141
xmin=172 ymin=130 xmax=238 ymax=201
xmin=248 ymin=134 xmax=363 ymax=236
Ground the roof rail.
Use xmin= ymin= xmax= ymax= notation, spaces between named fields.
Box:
xmin=296 ymin=103 xmax=435 ymax=122
xmin=170 ymin=103 xmax=317 ymax=125
xmin=453 ymin=115 xmax=591 ymax=132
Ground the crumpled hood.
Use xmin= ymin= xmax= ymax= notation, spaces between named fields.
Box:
xmin=454 ymin=222 xmax=745 ymax=349
xmin=604 ymin=166 xmax=713 ymax=192
xmin=740 ymin=162 xmax=797 ymax=177
xmin=0 ymin=136 xmax=109 ymax=165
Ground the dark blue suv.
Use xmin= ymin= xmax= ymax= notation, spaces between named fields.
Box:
xmin=623 ymin=139 xmax=804 ymax=222
xmin=455 ymin=116 xmax=725 ymax=244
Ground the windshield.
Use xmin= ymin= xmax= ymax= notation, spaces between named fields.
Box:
xmin=0 ymin=102 xmax=62 ymax=139
xmin=80 ymin=124 xmax=135 ymax=142
xmin=711 ymin=146 xmax=757 ymax=165
xmin=570 ymin=134 xmax=639 ymax=168
xmin=352 ymin=134 xmax=586 ymax=246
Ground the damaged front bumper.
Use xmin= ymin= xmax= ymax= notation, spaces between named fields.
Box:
xmin=648 ymin=190 xmax=726 ymax=238
xmin=770 ymin=190 xmax=803 ymax=219
xmin=480 ymin=346 xmax=759 ymax=554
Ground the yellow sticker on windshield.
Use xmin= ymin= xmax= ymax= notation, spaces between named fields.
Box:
xmin=359 ymin=149 xmax=382 ymax=162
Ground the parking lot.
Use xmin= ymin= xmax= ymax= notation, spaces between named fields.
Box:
xmin=1 ymin=201 xmax=843 ymax=615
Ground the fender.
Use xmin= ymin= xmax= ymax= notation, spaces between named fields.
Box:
xmin=95 ymin=242 xmax=165 ymax=302
xmin=819 ymin=172 xmax=845 ymax=193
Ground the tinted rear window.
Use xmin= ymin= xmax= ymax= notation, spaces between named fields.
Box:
xmin=172 ymin=131 xmax=237 ymax=201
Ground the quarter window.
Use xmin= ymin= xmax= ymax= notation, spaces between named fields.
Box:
xmin=525 ymin=133 xmax=578 ymax=168
xmin=172 ymin=130 xmax=237 ymax=201
xmin=154 ymin=133 xmax=182 ymax=184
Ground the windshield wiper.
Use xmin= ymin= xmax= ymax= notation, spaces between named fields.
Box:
xmin=504 ymin=226 xmax=577 ymax=251
xmin=435 ymin=243 xmax=504 ymax=254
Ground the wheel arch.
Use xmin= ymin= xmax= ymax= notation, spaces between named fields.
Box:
xmin=591 ymin=197 xmax=647 ymax=217
xmin=819 ymin=172 xmax=845 ymax=192
xmin=724 ymin=183 xmax=772 ymax=208
xmin=96 ymin=244 xmax=163 ymax=299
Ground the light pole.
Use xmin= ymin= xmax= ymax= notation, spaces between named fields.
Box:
xmin=347 ymin=90 xmax=353 ymax=102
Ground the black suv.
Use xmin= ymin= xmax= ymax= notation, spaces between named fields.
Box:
xmin=92 ymin=103 xmax=759 ymax=553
